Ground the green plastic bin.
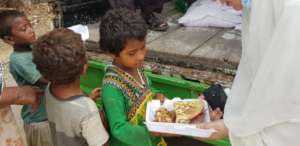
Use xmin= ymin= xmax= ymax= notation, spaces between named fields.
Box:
xmin=80 ymin=60 xmax=231 ymax=146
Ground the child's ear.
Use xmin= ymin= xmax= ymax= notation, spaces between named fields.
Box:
xmin=2 ymin=36 xmax=15 ymax=45
xmin=81 ymin=64 xmax=88 ymax=75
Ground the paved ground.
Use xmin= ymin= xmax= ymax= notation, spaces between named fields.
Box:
xmin=86 ymin=1 xmax=242 ymax=75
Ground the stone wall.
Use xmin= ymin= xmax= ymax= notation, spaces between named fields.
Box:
xmin=21 ymin=3 xmax=55 ymax=37
xmin=0 ymin=0 xmax=53 ymax=8
xmin=0 ymin=0 xmax=24 ymax=8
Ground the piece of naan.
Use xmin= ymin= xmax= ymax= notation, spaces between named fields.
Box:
xmin=174 ymin=100 xmax=204 ymax=123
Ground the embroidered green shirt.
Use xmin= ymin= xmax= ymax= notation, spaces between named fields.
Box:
xmin=101 ymin=66 xmax=164 ymax=146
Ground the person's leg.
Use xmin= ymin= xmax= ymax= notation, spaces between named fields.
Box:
xmin=137 ymin=0 xmax=164 ymax=19
xmin=24 ymin=121 xmax=54 ymax=146
xmin=108 ymin=0 xmax=136 ymax=10
xmin=137 ymin=0 xmax=168 ymax=31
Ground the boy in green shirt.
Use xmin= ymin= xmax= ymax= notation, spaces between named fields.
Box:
xmin=100 ymin=8 xmax=173 ymax=146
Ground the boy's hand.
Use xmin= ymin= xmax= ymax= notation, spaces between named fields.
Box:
xmin=155 ymin=93 xmax=165 ymax=105
xmin=16 ymin=86 xmax=41 ymax=112
xmin=196 ymin=120 xmax=228 ymax=140
xmin=210 ymin=107 xmax=223 ymax=121
xmin=220 ymin=0 xmax=243 ymax=10
xmin=89 ymin=88 xmax=101 ymax=101
xmin=198 ymin=94 xmax=205 ymax=100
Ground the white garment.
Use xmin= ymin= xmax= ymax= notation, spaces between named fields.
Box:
xmin=178 ymin=0 xmax=242 ymax=28
xmin=224 ymin=0 xmax=300 ymax=139
xmin=230 ymin=122 xmax=300 ymax=146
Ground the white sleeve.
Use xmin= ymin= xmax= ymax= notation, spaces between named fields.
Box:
xmin=81 ymin=111 xmax=109 ymax=146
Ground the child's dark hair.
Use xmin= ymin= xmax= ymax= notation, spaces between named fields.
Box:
xmin=33 ymin=28 xmax=86 ymax=85
xmin=100 ymin=8 xmax=147 ymax=55
xmin=0 ymin=10 xmax=25 ymax=39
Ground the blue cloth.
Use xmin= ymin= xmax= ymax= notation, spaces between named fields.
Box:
xmin=10 ymin=51 xmax=47 ymax=123
xmin=242 ymin=0 xmax=251 ymax=8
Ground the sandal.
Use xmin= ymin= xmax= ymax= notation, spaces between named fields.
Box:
xmin=146 ymin=12 xmax=169 ymax=31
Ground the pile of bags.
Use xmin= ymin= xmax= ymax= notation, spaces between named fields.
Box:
xmin=178 ymin=0 xmax=242 ymax=30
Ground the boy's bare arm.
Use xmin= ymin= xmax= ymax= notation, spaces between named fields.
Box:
xmin=0 ymin=86 xmax=40 ymax=111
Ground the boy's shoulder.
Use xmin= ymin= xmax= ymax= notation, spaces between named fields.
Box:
xmin=64 ymin=96 xmax=99 ymax=120
xmin=102 ymin=66 xmax=124 ymax=87
xmin=10 ymin=51 xmax=33 ymax=63
xmin=102 ymin=65 xmax=148 ymax=87
xmin=69 ymin=95 xmax=97 ymax=109
xmin=45 ymin=86 xmax=98 ymax=114
xmin=9 ymin=51 xmax=41 ymax=85
xmin=103 ymin=65 xmax=121 ymax=81
xmin=66 ymin=95 xmax=98 ymax=114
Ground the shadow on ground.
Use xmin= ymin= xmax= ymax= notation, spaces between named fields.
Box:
xmin=165 ymin=137 xmax=213 ymax=146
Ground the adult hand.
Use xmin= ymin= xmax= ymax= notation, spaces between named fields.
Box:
xmin=16 ymin=86 xmax=41 ymax=112
xmin=196 ymin=120 xmax=229 ymax=140
xmin=220 ymin=0 xmax=243 ymax=10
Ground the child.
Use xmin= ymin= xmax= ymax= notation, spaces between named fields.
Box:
xmin=32 ymin=28 xmax=109 ymax=146
xmin=100 ymin=8 xmax=169 ymax=146
xmin=0 ymin=10 xmax=53 ymax=146
xmin=200 ymin=84 xmax=228 ymax=121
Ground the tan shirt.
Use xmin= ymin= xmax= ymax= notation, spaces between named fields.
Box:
xmin=0 ymin=62 xmax=26 ymax=146
xmin=45 ymin=84 xmax=109 ymax=146
xmin=0 ymin=41 xmax=27 ymax=146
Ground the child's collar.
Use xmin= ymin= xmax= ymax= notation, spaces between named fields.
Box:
xmin=13 ymin=44 xmax=32 ymax=52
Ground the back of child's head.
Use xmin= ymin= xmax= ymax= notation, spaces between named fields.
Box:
xmin=0 ymin=9 xmax=25 ymax=39
xmin=33 ymin=28 xmax=86 ymax=85
xmin=100 ymin=8 xmax=147 ymax=55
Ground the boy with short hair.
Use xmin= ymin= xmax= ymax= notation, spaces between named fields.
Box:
xmin=33 ymin=28 xmax=109 ymax=146
xmin=0 ymin=9 xmax=52 ymax=146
